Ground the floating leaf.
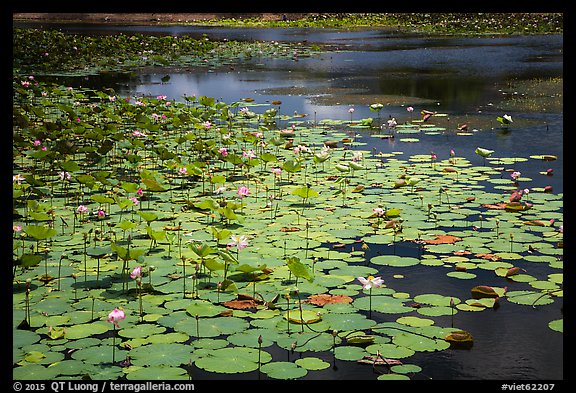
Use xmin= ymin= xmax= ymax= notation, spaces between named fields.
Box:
xmin=307 ymin=294 xmax=353 ymax=306
xmin=260 ymin=361 xmax=308 ymax=379
xmin=195 ymin=347 xmax=271 ymax=374
xmin=444 ymin=330 xmax=474 ymax=349
xmin=130 ymin=343 xmax=192 ymax=367
xmin=471 ymin=285 xmax=502 ymax=299
xmin=284 ymin=309 xmax=322 ymax=324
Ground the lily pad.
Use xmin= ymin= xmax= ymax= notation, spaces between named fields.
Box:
xmin=194 ymin=347 xmax=272 ymax=374
xmin=260 ymin=361 xmax=308 ymax=379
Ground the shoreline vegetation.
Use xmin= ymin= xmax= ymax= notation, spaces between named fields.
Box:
xmin=13 ymin=13 xmax=563 ymax=35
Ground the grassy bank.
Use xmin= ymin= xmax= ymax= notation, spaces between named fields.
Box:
xmin=13 ymin=13 xmax=563 ymax=35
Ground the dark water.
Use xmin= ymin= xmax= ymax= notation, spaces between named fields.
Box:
xmin=14 ymin=22 xmax=564 ymax=381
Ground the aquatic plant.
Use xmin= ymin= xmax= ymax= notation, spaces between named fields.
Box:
xmin=12 ymin=78 xmax=562 ymax=381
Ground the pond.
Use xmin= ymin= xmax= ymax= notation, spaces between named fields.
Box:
xmin=13 ymin=23 xmax=563 ymax=382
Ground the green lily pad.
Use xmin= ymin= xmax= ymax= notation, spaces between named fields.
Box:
xmin=260 ymin=361 xmax=308 ymax=379
xmin=295 ymin=357 xmax=331 ymax=371
xmin=65 ymin=321 xmax=110 ymax=340
xmin=390 ymin=363 xmax=422 ymax=374
xmin=365 ymin=343 xmax=415 ymax=359
xmin=506 ymin=290 xmax=554 ymax=306
xmin=125 ymin=365 xmax=189 ymax=380
xmin=548 ymin=319 xmax=562 ymax=333
xmin=118 ymin=324 xmax=166 ymax=339
xmin=13 ymin=364 xmax=59 ymax=380
xmin=194 ymin=347 xmax=272 ymax=374
xmin=129 ymin=343 xmax=194 ymax=367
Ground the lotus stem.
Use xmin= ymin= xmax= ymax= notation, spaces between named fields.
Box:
xmin=138 ymin=279 xmax=143 ymax=322
xmin=369 ymin=287 xmax=372 ymax=319
xmin=182 ymin=256 xmax=186 ymax=298
xmin=112 ymin=325 xmax=116 ymax=364
xmin=25 ymin=278 xmax=31 ymax=327
xmin=257 ymin=335 xmax=263 ymax=380
xmin=285 ymin=292 xmax=291 ymax=334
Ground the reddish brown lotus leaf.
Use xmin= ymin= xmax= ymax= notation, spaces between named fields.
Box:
xmin=222 ymin=299 xmax=260 ymax=310
xmin=454 ymin=250 xmax=472 ymax=256
xmin=475 ymin=253 xmax=502 ymax=261
xmin=481 ymin=202 xmax=507 ymax=210
xmin=222 ymin=294 xmax=264 ymax=310
xmin=332 ymin=243 xmax=346 ymax=249
xmin=307 ymin=294 xmax=353 ymax=306
xmin=423 ymin=234 xmax=461 ymax=244
xmin=523 ymin=220 xmax=547 ymax=226
xmin=471 ymin=285 xmax=499 ymax=299
xmin=280 ymin=227 xmax=301 ymax=232
xmin=465 ymin=197 xmax=476 ymax=202
xmin=443 ymin=167 xmax=458 ymax=173
xmin=505 ymin=266 xmax=526 ymax=277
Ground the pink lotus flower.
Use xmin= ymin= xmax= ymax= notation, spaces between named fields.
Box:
xmin=357 ymin=275 xmax=384 ymax=290
xmin=511 ymin=171 xmax=521 ymax=181
xmin=97 ymin=209 xmax=106 ymax=219
xmin=271 ymin=167 xmax=282 ymax=176
xmin=243 ymin=150 xmax=257 ymax=159
xmin=178 ymin=167 xmax=188 ymax=176
xmin=228 ymin=235 xmax=249 ymax=251
xmin=237 ymin=186 xmax=250 ymax=198
xmin=218 ymin=147 xmax=228 ymax=157
xmin=107 ymin=308 xmax=126 ymax=328
xmin=136 ymin=188 xmax=144 ymax=197
xmin=34 ymin=139 xmax=41 ymax=146
xmin=372 ymin=207 xmax=385 ymax=217
xmin=77 ymin=205 xmax=89 ymax=215
xmin=130 ymin=265 xmax=142 ymax=280
xmin=406 ymin=106 xmax=414 ymax=113
xmin=129 ymin=197 xmax=139 ymax=205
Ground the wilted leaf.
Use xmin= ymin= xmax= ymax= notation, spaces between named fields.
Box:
xmin=423 ymin=234 xmax=462 ymax=245
xmin=307 ymin=294 xmax=353 ymax=306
